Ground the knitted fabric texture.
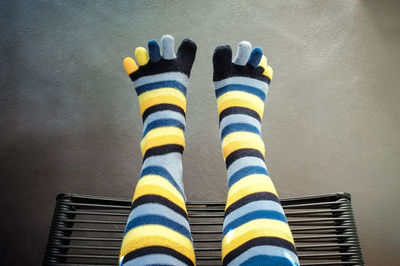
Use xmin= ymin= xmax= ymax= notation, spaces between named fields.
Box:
xmin=119 ymin=35 xmax=197 ymax=266
xmin=212 ymin=41 xmax=300 ymax=266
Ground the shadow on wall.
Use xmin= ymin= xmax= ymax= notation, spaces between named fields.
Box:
xmin=363 ymin=0 xmax=400 ymax=35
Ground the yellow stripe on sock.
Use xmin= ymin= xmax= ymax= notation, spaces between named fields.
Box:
xmin=141 ymin=126 xmax=184 ymax=144
xmin=223 ymin=141 xmax=265 ymax=159
xmin=138 ymin=88 xmax=186 ymax=115
xmin=225 ymin=179 xmax=278 ymax=211
xmin=221 ymin=131 xmax=265 ymax=159
xmin=141 ymin=134 xmax=185 ymax=155
xmin=140 ymin=126 xmax=185 ymax=154
xmin=221 ymin=219 xmax=295 ymax=259
xmin=136 ymin=174 xmax=185 ymax=201
xmin=132 ymin=175 xmax=186 ymax=212
xmin=141 ymin=135 xmax=185 ymax=156
xmin=217 ymin=91 xmax=264 ymax=119
xmin=228 ymin=173 xmax=274 ymax=197
xmin=120 ymin=224 xmax=196 ymax=264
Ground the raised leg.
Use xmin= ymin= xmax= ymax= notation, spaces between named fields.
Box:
xmin=119 ymin=35 xmax=197 ymax=266
xmin=213 ymin=42 xmax=300 ymax=266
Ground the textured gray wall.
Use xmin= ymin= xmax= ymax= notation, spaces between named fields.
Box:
xmin=1 ymin=0 xmax=399 ymax=265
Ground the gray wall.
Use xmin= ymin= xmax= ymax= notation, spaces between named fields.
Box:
xmin=1 ymin=0 xmax=399 ymax=265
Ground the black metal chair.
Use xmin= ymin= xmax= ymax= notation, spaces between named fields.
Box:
xmin=43 ymin=192 xmax=364 ymax=265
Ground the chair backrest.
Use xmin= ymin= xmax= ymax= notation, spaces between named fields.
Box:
xmin=43 ymin=192 xmax=364 ymax=265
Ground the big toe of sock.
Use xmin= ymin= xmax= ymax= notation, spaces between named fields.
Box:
xmin=177 ymin=39 xmax=197 ymax=76
xmin=213 ymin=45 xmax=232 ymax=80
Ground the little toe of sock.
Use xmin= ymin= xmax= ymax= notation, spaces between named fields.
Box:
xmin=258 ymin=55 xmax=268 ymax=70
xmin=123 ymin=57 xmax=139 ymax=75
xmin=233 ymin=41 xmax=252 ymax=66
xmin=258 ymin=55 xmax=273 ymax=80
xmin=264 ymin=65 xmax=274 ymax=80
xmin=161 ymin=35 xmax=176 ymax=60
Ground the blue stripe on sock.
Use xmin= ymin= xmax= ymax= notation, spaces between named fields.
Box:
xmin=215 ymin=84 xmax=266 ymax=101
xmin=221 ymin=123 xmax=260 ymax=140
xmin=228 ymin=166 xmax=269 ymax=188
xmin=143 ymin=119 xmax=185 ymax=137
xmin=140 ymin=166 xmax=184 ymax=197
xmin=223 ymin=210 xmax=288 ymax=237
xmin=135 ymin=80 xmax=187 ymax=96
xmin=238 ymin=254 xmax=299 ymax=266
xmin=124 ymin=214 xmax=192 ymax=240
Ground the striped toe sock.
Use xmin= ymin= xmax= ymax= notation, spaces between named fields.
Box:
xmin=213 ymin=42 xmax=300 ymax=266
xmin=119 ymin=35 xmax=197 ymax=266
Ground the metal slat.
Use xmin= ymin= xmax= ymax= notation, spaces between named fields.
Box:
xmin=54 ymin=236 xmax=123 ymax=242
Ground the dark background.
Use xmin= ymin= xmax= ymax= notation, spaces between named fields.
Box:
xmin=1 ymin=0 xmax=400 ymax=265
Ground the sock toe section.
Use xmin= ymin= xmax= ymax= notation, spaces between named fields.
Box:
xmin=233 ymin=41 xmax=252 ymax=66
xmin=258 ymin=55 xmax=268 ymax=70
xmin=148 ymin=40 xmax=161 ymax=63
xmin=248 ymin=47 xmax=263 ymax=67
xmin=161 ymin=35 xmax=176 ymax=60
xmin=177 ymin=39 xmax=197 ymax=76
xmin=264 ymin=65 xmax=274 ymax=80
xmin=213 ymin=45 xmax=232 ymax=80
xmin=177 ymin=39 xmax=197 ymax=59
xmin=123 ymin=57 xmax=139 ymax=75
xmin=135 ymin=47 xmax=150 ymax=66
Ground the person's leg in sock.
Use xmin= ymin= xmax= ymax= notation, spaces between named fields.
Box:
xmin=213 ymin=42 xmax=300 ymax=266
xmin=119 ymin=35 xmax=197 ymax=266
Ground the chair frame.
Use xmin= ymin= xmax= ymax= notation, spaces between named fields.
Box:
xmin=43 ymin=192 xmax=364 ymax=265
